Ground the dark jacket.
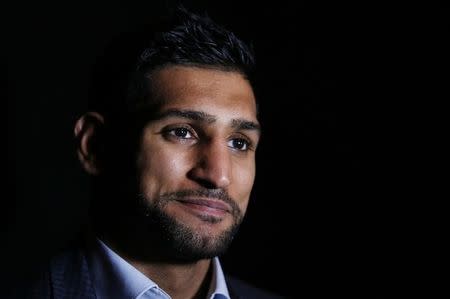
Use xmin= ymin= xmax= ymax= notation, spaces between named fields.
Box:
xmin=9 ymin=245 xmax=283 ymax=299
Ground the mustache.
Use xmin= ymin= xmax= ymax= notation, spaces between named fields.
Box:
xmin=159 ymin=189 xmax=242 ymax=217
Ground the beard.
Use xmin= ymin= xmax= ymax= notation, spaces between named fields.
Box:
xmin=136 ymin=189 xmax=244 ymax=262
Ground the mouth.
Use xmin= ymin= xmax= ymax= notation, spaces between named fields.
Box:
xmin=175 ymin=198 xmax=232 ymax=219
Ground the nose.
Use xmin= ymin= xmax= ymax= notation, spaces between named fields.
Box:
xmin=187 ymin=139 xmax=231 ymax=189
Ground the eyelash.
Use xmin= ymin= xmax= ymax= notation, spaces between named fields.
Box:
xmin=162 ymin=126 xmax=254 ymax=152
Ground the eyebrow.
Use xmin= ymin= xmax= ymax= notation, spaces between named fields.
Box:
xmin=154 ymin=109 xmax=216 ymax=123
xmin=231 ymin=118 xmax=261 ymax=134
xmin=154 ymin=108 xmax=261 ymax=134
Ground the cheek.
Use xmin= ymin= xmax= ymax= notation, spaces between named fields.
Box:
xmin=137 ymin=143 xmax=191 ymax=196
xmin=233 ymin=159 xmax=256 ymax=210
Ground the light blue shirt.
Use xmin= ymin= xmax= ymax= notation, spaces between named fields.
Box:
xmin=87 ymin=238 xmax=230 ymax=299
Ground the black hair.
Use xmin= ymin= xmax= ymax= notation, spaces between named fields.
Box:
xmin=88 ymin=6 xmax=255 ymax=120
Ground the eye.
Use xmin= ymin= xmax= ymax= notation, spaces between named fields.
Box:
xmin=167 ymin=127 xmax=194 ymax=139
xmin=228 ymin=138 xmax=250 ymax=151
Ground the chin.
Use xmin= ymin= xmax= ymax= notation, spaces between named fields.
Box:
xmin=168 ymin=230 xmax=236 ymax=262
xmin=137 ymin=193 xmax=244 ymax=261
xmin=143 ymin=206 xmax=241 ymax=261
xmin=169 ymin=216 xmax=241 ymax=261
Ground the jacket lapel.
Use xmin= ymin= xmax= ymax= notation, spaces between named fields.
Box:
xmin=226 ymin=277 xmax=243 ymax=299
xmin=50 ymin=247 xmax=96 ymax=299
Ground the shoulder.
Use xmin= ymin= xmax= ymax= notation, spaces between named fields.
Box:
xmin=7 ymin=240 xmax=95 ymax=299
xmin=226 ymin=276 xmax=286 ymax=299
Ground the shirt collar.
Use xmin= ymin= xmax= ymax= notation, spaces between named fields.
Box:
xmin=88 ymin=238 xmax=161 ymax=299
xmin=88 ymin=238 xmax=230 ymax=299
xmin=207 ymin=257 xmax=230 ymax=299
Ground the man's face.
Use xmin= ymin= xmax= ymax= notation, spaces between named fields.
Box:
xmin=135 ymin=66 xmax=260 ymax=260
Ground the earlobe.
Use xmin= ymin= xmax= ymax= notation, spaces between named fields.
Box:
xmin=74 ymin=112 xmax=105 ymax=175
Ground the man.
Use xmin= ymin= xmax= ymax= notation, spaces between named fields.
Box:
xmin=17 ymin=7 xmax=283 ymax=299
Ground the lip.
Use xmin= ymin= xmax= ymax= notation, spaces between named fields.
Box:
xmin=175 ymin=198 xmax=232 ymax=218
xmin=176 ymin=198 xmax=232 ymax=212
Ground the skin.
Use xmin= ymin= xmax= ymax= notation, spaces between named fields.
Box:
xmin=75 ymin=66 xmax=260 ymax=299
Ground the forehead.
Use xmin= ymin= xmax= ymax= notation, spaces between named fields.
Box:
xmin=149 ymin=66 xmax=258 ymax=121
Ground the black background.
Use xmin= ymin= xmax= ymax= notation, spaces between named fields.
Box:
xmin=4 ymin=0 xmax=446 ymax=298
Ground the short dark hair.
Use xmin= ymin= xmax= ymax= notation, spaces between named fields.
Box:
xmin=88 ymin=6 xmax=255 ymax=120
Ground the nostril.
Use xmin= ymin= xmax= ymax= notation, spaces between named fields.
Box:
xmin=187 ymin=171 xmax=219 ymax=189
xmin=195 ymin=178 xmax=219 ymax=189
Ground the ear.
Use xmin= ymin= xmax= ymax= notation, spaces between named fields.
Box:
xmin=74 ymin=112 xmax=105 ymax=175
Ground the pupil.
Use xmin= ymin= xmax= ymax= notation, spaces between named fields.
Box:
xmin=176 ymin=128 xmax=187 ymax=136
xmin=234 ymin=139 xmax=244 ymax=148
